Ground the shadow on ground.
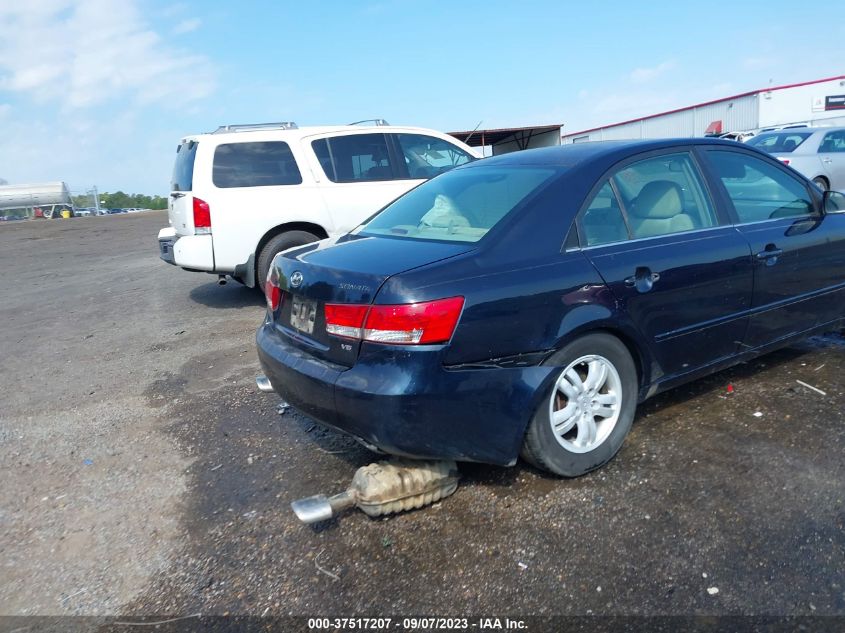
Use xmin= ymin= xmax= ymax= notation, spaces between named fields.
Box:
xmin=189 ymin=281 xmax=265 ymax=309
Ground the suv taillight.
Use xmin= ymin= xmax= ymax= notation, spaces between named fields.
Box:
xmin=325 ymin=297 xmax=464 ymax=345
xmin=265 ymin=266 xmax=282 ymax=312
xmin=193 ymin=197 xmax=211 ymax=234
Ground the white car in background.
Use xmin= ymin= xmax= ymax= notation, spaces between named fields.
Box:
xmin=157 ymin=120 xmax=479 ymax=289
xmin=746 ymin=127 xmax=845 ymax=191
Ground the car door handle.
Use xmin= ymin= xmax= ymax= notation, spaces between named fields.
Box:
xmin=755 ymin=248 xmax=783 ymax=260
xmin=822 ymin=157 xmax=833 ymax=164
xmin=755 ymin=246 xmax=783 ymax=266
xmin=170 ymin=192 xmax=185 ymax=199
xmin=624 ymin=268 xmax=660 ymax=292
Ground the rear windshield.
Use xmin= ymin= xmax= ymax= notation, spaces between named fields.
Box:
xmin=355 ymin=166 xmax=559 ymax=243
xmin=746 ymin=131 xmax=812 ymax=154
xmin=213 ymin=141 xmax=302 ymax=188
xmin=171 ymin=140 xmax=198 ymax=192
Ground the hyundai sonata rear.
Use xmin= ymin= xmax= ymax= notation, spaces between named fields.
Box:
xmin=256 ymin=163 xmax=564 ymax=467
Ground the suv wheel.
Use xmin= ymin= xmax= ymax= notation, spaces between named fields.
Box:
xmin=521 ymin=333 xmax=638 ymax=477
xmin=256 ymin=230 xmax=319 ymax=291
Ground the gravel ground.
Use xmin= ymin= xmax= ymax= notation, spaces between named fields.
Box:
xmin=1 ymin=211 xmax=843 ymax=621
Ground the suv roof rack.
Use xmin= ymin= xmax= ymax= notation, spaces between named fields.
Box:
xmin=213 ymin=122 xmax=298 ymax=134
xmin=348 ymin=118 xmax=390 ymax=127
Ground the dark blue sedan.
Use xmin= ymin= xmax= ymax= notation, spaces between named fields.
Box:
xmin=257 ymin=138 xmax=845 ymax=477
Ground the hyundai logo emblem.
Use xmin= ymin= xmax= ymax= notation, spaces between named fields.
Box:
xmin=290 ymin=271 xmax=304 ymax=288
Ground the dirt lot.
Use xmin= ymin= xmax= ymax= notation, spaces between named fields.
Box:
xmin=1 ymin=211 xmax=843 ymax=621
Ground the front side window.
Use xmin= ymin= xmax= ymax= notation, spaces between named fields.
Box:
xmin=212 ymin=142 xmax=302 ymax=188
xmin=706 ymin=150 xmax=815 ymax=222
xmin=818 ymin=130 xmax=845 ymax=153
xmin=609 ymin=152 xmax=717 ymax=239
xmin=395 ymin=134 xmax=474 ymax=179
xmin=355 ymin=166 xmax=559 ymax=243
xmin=312 ymin=134 xmax=394 ymax=183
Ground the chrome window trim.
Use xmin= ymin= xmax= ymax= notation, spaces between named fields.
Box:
xmin=571 ymin=224 xmax=729 ymax=252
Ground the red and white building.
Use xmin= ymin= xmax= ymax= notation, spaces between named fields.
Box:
xmin=562 ymin=75 xmax=845 ymax=144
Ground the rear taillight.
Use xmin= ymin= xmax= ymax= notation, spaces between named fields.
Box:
xmin=325 ymin=304 xmax=370 ymax=339
xmin=324 ymin=297 xmax=464 ymax=345
xmin=265 ymin=266 xmax=282 ymax=312
xmin=193 ymin=197 xmax=211 ymax=234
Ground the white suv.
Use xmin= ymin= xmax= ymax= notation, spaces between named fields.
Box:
xmin=157 ymin=121 xmax=479 ymax=288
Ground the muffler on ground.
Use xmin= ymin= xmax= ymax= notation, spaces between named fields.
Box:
xmin=291 ymin=459 xmax=460 ymax=524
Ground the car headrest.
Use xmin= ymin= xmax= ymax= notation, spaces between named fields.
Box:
xmin=631 ymin=181 xmax=683 ymax=219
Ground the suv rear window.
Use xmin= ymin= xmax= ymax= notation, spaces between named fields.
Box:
xmin=746 ymin=131 xmax=812 ymax=153
xmin=171 ymin=141 xmax=198 ymax=192
xmin=355 ymin=166 xmax=558 ymax=243
xmin=312 ymin=134 xmax=394 ymax=182
xmin=213 ymin=142 xmax=302 ymax=188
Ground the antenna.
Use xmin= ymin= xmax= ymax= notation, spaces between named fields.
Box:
xmin=462 ymin=120 xmax=484 ymax=145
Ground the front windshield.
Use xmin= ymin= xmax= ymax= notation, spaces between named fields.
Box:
xmin=354 ymin=165 xmax=559 ymax=243
xmin=747 ymin=131 xmax=812 ymax=153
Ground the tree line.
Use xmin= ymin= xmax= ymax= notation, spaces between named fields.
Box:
xmin=72 ymin=191 xmax=168 ymax=210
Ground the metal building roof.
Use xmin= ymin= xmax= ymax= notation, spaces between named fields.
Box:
xmin=449 ymin=124 xmax=563 ymax=148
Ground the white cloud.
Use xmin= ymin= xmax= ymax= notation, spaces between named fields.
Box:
xmin=630 ymin=60 xmax=677 ymax=84
xmin=173 ymin=17 xmax=202 ymax=35
xmin=0 ymin=0 xmax=215 ymax=108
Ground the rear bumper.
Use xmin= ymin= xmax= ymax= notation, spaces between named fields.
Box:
xmin=256 ymin=322 xmax=555 ymax=466
xmin=157 ymin=227 xmax=214 ymax=271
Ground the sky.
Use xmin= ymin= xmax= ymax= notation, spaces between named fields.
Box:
xmin=1 ymin=0 xmax=844 ymax=196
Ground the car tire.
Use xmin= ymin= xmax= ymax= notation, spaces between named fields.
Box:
xmin=256 ymin=230 xmax=320 ymax=291
xmin=521 ymin=333 xmax=638 ymax=477
xmin=813 ymin=176 xmax=829 ymax=191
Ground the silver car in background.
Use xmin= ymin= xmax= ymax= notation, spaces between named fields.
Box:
xmin=747 ymin=127 xmax=845 ymax=191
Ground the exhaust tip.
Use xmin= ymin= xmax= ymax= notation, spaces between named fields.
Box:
xmin=255 ymin=374 xmax=274 ymax=393
xmin=291 ymin=495 xmax=335 ymax=524
xmin=217 ymin=275 xmax=227 ymax=285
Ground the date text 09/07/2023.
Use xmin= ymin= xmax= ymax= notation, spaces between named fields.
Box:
xmin=306 ymin=617 xmax=528 ymax=630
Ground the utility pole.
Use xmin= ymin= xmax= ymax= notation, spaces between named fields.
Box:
xmin=92 ymin=186 xmax=100 ymax=214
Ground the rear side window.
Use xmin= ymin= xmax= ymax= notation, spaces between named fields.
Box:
xmin=610 ymin=152 xmax=717 ymax=239
xmin=818 ymin=130 xmax=845 ymax=153
xmin=747 ymin=132 xmax=812 ymax=153
xmin=580 ymin=181 xmax=629 ymax=246
xmin=395 ymin=133 xmax=474 ymax=179
xmin=312 ymin=134 xmax=393 ymax=182
xmin=171 ymin=141 xmax=198 ymax=192
xmin=212 ymin=142 xmax=302 ymax=188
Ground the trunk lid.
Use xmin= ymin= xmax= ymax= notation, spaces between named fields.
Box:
xmin=271 ymin=235 xmax=474 ymax=367
xmin=169 ymin=139 xmax=199 ymax=236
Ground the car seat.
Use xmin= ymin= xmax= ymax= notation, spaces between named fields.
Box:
xmin=365 ymin=145 xmax=392 ymax=180
xmin=629 ymin=180 xmax=694 ymax=238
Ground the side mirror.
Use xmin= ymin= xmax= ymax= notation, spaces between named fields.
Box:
xmin=823 ymin=190 xmax=845 ymax=214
